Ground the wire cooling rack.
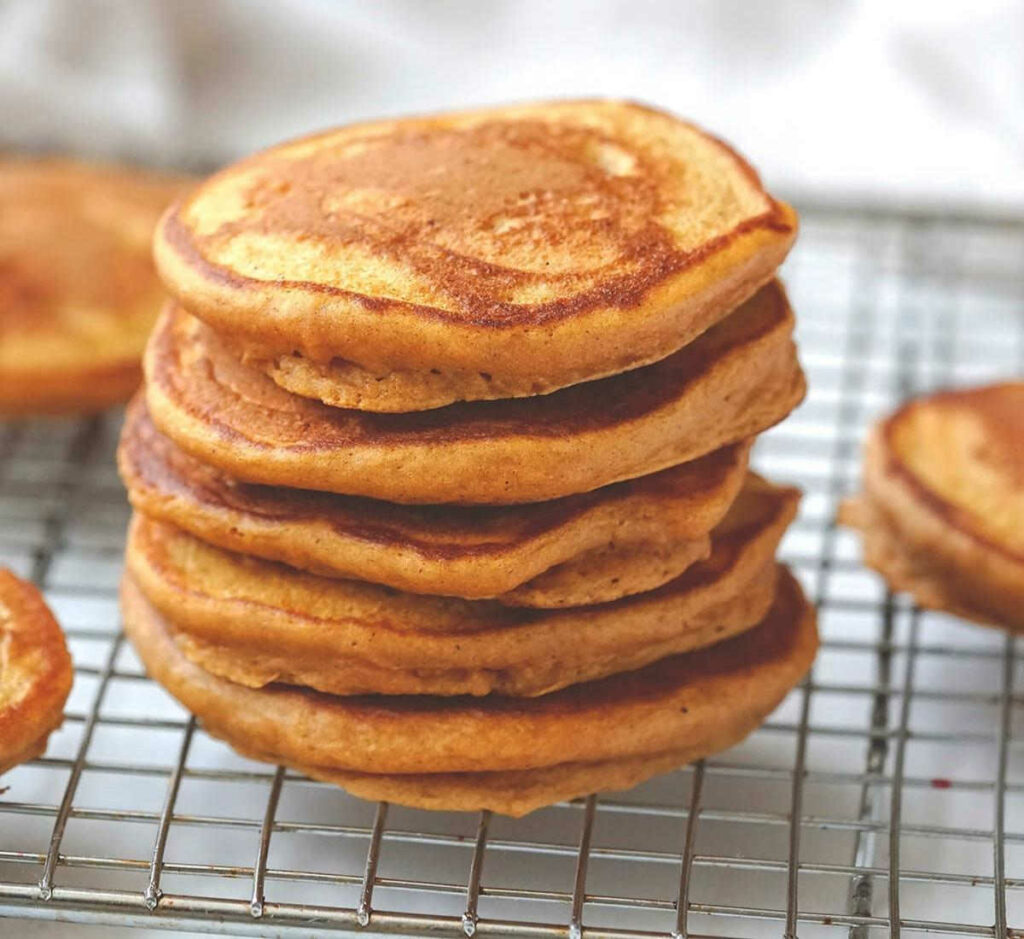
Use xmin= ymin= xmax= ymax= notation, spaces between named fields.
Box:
xmin=2 ymin=204 xmax=1024 ymax=939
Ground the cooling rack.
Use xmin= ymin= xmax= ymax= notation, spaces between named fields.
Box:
xmin=1 ymin=204 xmax=1023 ymax=939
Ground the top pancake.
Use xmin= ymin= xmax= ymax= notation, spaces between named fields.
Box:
xmin=845 ymin=382 xmax=1024 ymax=629
xmin=154 ymin=100 xmax=796 ymax=400
xmin=0 ymin=158 xmax=189 ymax=415
xmin=145 ymin=280 xmax=804 ymax=504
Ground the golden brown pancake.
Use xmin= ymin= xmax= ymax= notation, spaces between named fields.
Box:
xmin=144 ymin=280 xmax=804 ymax=504
xmin=841 ymin=383 xmax=1024 ymax=630
xmin=154 ymin=100 xmax=796 ymax=409
xmin=121 ymin=567 xmax=816 ymax=814
xmin=119 ymin=395 xmax=748 ymax=598
xmin=0 ymin=569 xmax=73 ymax=775
xmin=125 ymin=476 xmax=799 ymax=697
xmin=0 ymin=158 xmax=189 ymax=415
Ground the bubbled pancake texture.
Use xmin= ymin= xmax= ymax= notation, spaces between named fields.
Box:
xmin=842 ymin=382 xmax=1024 ymax=631
xmin=123 ymin=100 xmax=812 ymax=813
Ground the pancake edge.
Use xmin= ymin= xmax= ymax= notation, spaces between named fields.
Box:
xmin=143 ymin=288 xmax=806 ymax=503
xmin=119 ymin=395 xmax=752 ymax=597
xmin=0 ymin=570 xmax=73 ymax=773
xmin=862 ymin=419 xmax=1024 ymax=629
xmin=119 ymin=567 xmax=817 ymax=774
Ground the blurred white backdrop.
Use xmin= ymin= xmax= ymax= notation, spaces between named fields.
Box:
xmin=0 ymin=0 xmax=1021 ymax=210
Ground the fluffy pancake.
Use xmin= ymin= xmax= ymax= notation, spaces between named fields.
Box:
xmin=0 ymin=158 xmax=188 ymax=415
xmin=154 ymin=100 xmax=796 ymax=407
xmin=0 ymin=569 xmax=73 ymax=775
xmin=124 ymin=476 xmax=799 ymax=697
xmin=119 ymin=396 xmax=748 ymax=598
xmin=144 ymin=280 xmax=804 ymax=504
xmin=842 ymin=383 xmax=1024 ymax=630
xmin=121 ymin=567 xmax=816 ymax=814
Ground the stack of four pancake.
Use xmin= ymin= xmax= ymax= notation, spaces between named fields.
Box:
xmin=119 ymin=101 xmax=817 ymax=815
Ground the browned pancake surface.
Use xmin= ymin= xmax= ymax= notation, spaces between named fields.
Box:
xmin=883 ymin=383 xmax=1024 ymax=562
xmin=155 ymin=100 xmax=795 ymax=397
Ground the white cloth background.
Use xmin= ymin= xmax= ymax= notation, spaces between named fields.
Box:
xmin=0 ymin=0 xmax=1021 ymax=210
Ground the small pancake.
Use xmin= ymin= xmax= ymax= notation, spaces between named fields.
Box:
xmin=154 ymin=99 xmax=796 ymax=406
xmin=842 ymin=383 xmax=1024 ymax=630
xmin=119 ymin=395 xmax=748 ymax=598
xmin=0 ymin=569 xmax=73 ymax=775
xmin=0 ymin=158 xmax=189 ymax=415
xmin=144 ymin=281 xmax=804 ymax=504
xmin=121 ymin=567 xmax=816 ymax=814
xmin=125 ymin=476 xmax=799 ymax=697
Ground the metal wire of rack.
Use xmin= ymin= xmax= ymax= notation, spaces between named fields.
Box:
xmin=1 ymin=204 xmax=1023 ymax=938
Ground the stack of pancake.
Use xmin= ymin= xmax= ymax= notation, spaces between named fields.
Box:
xmin=118 ymin=100 xmax=818 ymax=815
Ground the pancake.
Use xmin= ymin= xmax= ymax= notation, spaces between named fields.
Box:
xmin=230 ymin=741 xmax=738 ymax=818
xmin=119 ymin=396 xmax=748 ymax=598
xmin=0 ymin=158 xmax=189 ymax=415
xmin=842 ymin=383 xmax=1024 ymax=630
xmin=120 ymin=567 xmax=816 ymax=814
xmin=497 ymin=533 xmax=711 ymax=608
xmin=228 ymin=340 xmax=554 ymax=412
xmin=0 ymin=569 xmax=73 ymax=775
xmin=154 ymin=99 xmax=797 ymax=409
xmin=124 ymin=476 xmax=799 ymax=697
xmin=144 ymin=280 xmax=805 ymax=504
xmin=839 ymin=496 xmax=989 ymax=626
